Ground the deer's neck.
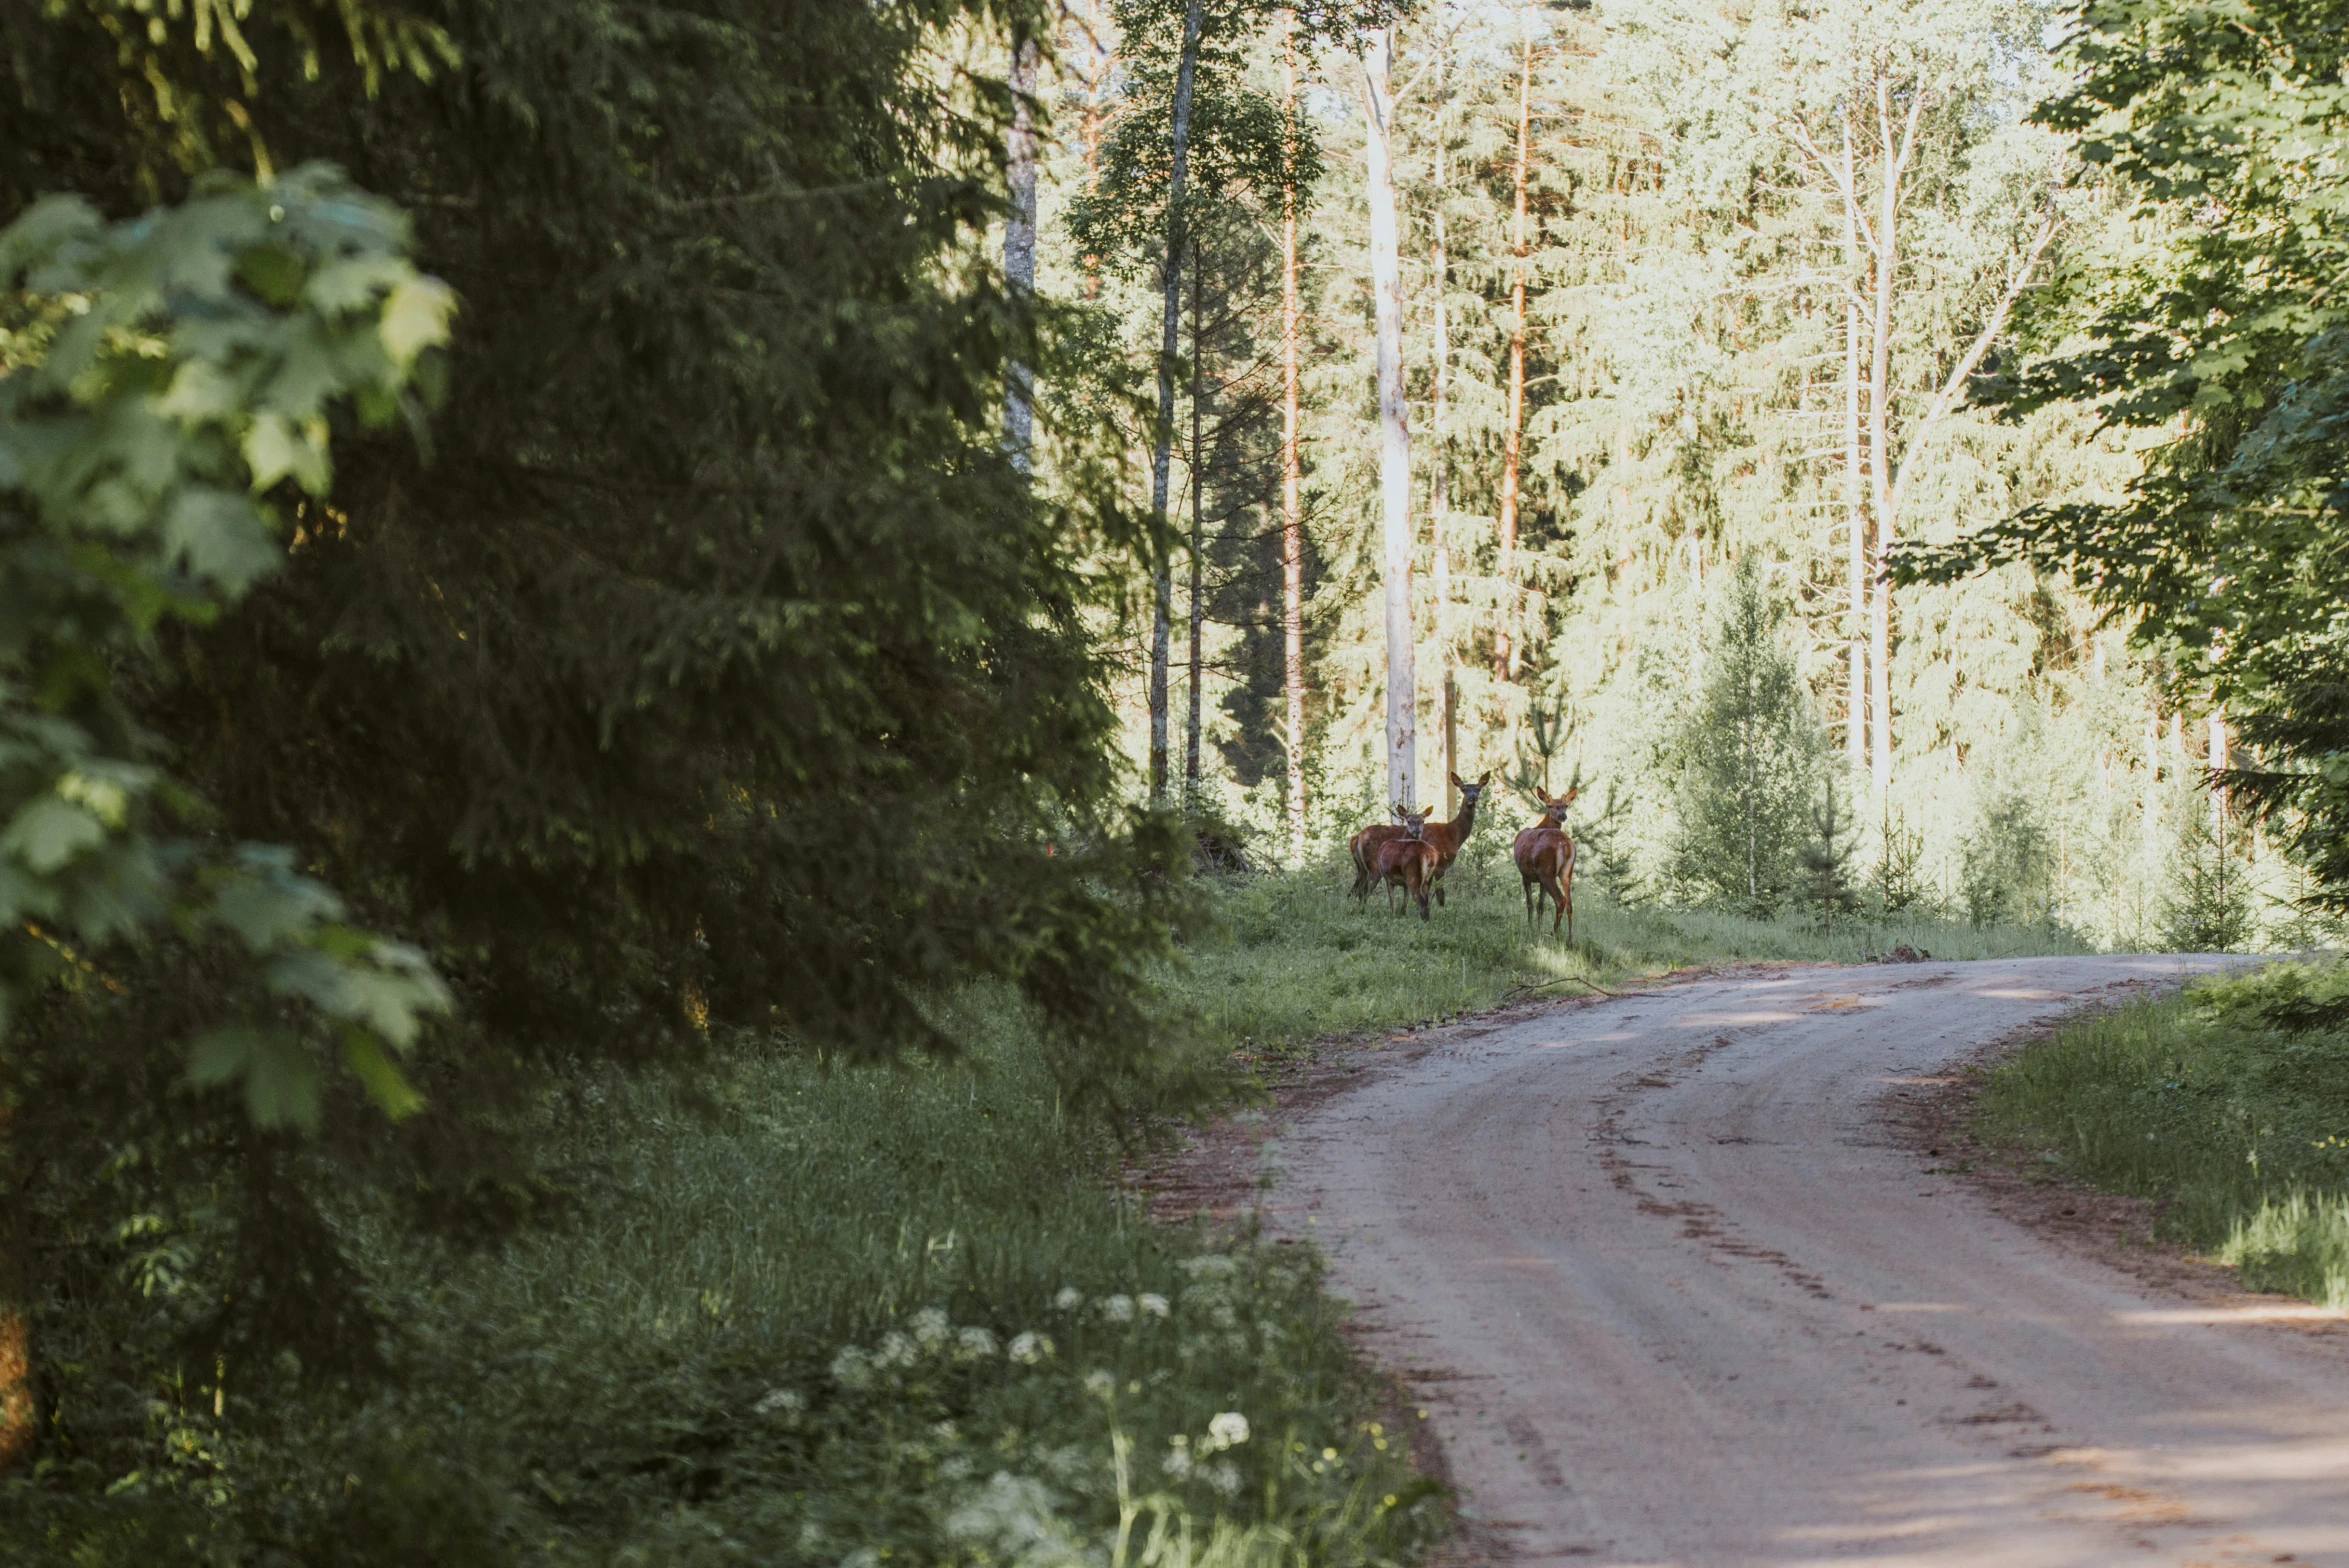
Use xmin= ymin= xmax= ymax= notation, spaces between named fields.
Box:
xmin=1449 ymin=795 xmax=1479 ymax=841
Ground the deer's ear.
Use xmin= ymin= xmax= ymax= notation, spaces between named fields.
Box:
xmin=1477 ymin=771 xmax=1492 ymax=786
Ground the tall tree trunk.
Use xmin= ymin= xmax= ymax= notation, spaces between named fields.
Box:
xmin=1363 ymin=26 xmax=1415 ymax=813
xmin=1431 ymin=34 xmax=1455 ymax=818
xmin=1865 ymin=76 xmax=1899 ymax=804
xmin=1280 ymin=13 xmax=1307 ymax=864
xmin=1840 ymin=117 xmax=1866 ymax=777
xmin=1002 ymin=37 xmax=1040 ymax=474
xmin=1185 ymin=246 xmax=1205 ymax=801
xmin=1495 ymin=17 xmax=1533 ymax=681
xmin=1 ymin=1106 xmax=26 ymax=1471
xmin=1147 ymin=0 xmax=1207 ymax=802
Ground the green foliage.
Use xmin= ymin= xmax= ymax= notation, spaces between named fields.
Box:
xmin=2158 ymin=811 xmax=2256 ymax=954
xmin=1665 ymin=557 xmax=1823 ymax=917
xmin=1795 ymin=780 xmax=1860 ymax=934
xmin=1959 ymin=788 xmax=2055 ymax=929
xmin=1898 ymin=0 xmax=2349 ymax=904
xmin=0 ymin=166 xmax=454 ymax=1120
xmin=1980 ymin=960 xmax=2349 ymax=1305
xmin=2 ymin=0 xmax=1198 ymax=1510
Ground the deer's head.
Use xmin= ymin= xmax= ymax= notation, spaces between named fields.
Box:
xmin=1535 ymin=785 xmax=1579 ymax=826
xmin=1451 ymin=770 xmax=1492 ymax=812
xmin=1391 ymin=804 xmax=1433 ymax=841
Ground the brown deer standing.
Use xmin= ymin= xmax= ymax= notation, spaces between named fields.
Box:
xmin=1352 ymin=771 xmax=1489 ymax=908
xmin=1512 ymin=785 xmax=1579 ymax=941
xmin=1368 ymin=806 xmax=1440 ymax=921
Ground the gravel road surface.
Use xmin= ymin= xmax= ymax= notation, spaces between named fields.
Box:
xmin=1267 ymin=956 xmax=2349 ymax=1566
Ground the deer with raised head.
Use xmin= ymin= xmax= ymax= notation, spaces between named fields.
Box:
xmin=1351 ymin=771 xmax=1490 ymax=908
xmin=1512 ymin=785 xmax=1579 ymax=941
xmin=1367 ymin=805 xmax=1439 ymax=921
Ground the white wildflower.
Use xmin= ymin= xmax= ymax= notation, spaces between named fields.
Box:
xmin=956 ymin=1325 xmax=999 ymax=1358
xmin=1205 ymin=1461 xmax=1242 ymax=1497
xmin=1053 ymin=1287 xmax=1084 ymax=1311
xmin=1008 ymin=1331 xmax=1053 ymax=1365
xmin=910 ymin=1307 xmax=950 ymax=1348
xmin=1082 ymin=1369 xmax=1116 ymax=1397
xmin=1207 ymin=1412 xmax=1250 ymax=1449
xmin=843 ymin=1550 xmax=881 ymax=1568
xmin=1138 ymin=1293 xmax=1170 ymax=1319
xmin=1162 ymin=1435 xmax=1193 ymax=1478
xmin=830 ymin=1346 xmax=874 ymax=1389
xmin=1178 ymin=1254 xmax=1238 ymax=1280
xmin=1100 ymin=1294 xmax=1135 ymax=1323
xmin=754 ymin=1387 xmax=805 ymax=1417
xmin=878 ymin=1330 xmax=916 ymax=1367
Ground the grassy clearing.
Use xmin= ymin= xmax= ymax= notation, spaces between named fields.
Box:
xmin=1979 ymin=959 xmax=2349 ymax=1306
xmin=1179 ymin=842 xmax=2091 ymax=1051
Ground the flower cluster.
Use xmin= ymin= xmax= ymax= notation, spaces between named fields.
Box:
xmin=822 ymin=1307 xmax=1048 ymax=1392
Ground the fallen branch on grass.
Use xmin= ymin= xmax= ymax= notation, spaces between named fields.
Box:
xmin=1506 ymin=975 xmax=1619 ymax=999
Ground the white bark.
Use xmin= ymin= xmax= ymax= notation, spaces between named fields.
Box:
xmin=1280 ymin=13 xmax=1307 ymax=863
xmin=1002 ymin=38 xmax=1040 ymax=474
xmin=1146 ymin=0 xmax=1207 ymax=801
xmin=1363 ymin=27 xmax=1415 ymax=813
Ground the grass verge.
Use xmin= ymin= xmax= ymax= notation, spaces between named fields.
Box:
xmin=1181 ymin=847 xmax=2090 ymax=1051
xmin=1977 ymin=958 xmax=2349 ymax=1307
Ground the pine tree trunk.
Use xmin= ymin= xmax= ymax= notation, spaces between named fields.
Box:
xmin=1865 ymin=76 xmax=1899 ymax=804
xmin=1147 ymin=0 xmax=1207 ymax=802
xmin=1363 ymin=26 xmax=1415 ymax=814
xmin=1002 ymin=37 xmax=1040 ymax=474
xmin=1840 ymin=121 xmax=1866 ymax=778
xmin=1431 ymin=35 xmax=1455 ymax=819
xmin=1496 ymin=19 xmax=1533 ymax=681
xmin=1280 ymin=13 xmax=1307 ymax=864
xmin=1185 ymin=247 xmax=1205 ymax=801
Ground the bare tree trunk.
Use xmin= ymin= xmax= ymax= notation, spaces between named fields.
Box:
xmin=1003 ymin=37 xmax=1040 ymax=474
xmin=1280 ymin=13 xmax=1307 ymax=864
xmin=1496 ymin=17 xmax=1533 ymax=681
xmin=1363 ymin=26 xmax=1415 ymax=813
xmin=1431 ymin=34 xmax=1455 ymax=819
xmin=2209 ymin=708 xmax=2230 ymax=832
xmin=1147 ymin=0 xmax=1207 ymax=802
xmin=1839 ymin=120 xmax=1866 ymax=778
xmin=1185 ymin=247 xmax=1205 ymax=801
xmin=1865 ymin=76 xmax=1901 ymax=804
xmin=1279 ymin=23 xmax=1307 ymax=862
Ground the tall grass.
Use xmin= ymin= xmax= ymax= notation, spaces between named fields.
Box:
xmin=1978 ymin=961 xmax=2349 ymax=1306
xmin=1175 ymin=843 xmax=2092 ymax=1052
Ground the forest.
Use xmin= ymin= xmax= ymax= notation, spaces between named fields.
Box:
xmin=2 ymin=0 xmax=2346 ymax=1560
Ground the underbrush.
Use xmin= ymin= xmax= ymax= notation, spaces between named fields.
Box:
xmin=1978 ymin=958 xmax=2349 ymax=1306
xmin=1178 ymin=845 xmax=2091 ymax=1052
xmin=8 ymin=999 xmax=1436 ymax=1566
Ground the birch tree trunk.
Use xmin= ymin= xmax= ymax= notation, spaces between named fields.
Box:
xmin=1495 ymin=17 xmax=1533 ymax=682
xmin=1431 ymin=35 xmax=1456 ymax=819
xmin=1865 ymin=76 xmax=1902 ymax=804
xmin=1280 ymin=13 xmax=1307 ymax=864
xmin=1363 ymin=26 xmax=1415 ymax=813
xmin=1147 ymin=0 xmax=1207 ymax=802
xmin=1002 ymin=37 xmax=1040 ymax=474
xmin=1185 ymin=248 xmax=1205 ymax=801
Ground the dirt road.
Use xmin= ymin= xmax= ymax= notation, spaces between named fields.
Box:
xmin=1267 ymin=956 xmax=2349 ymax=1567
